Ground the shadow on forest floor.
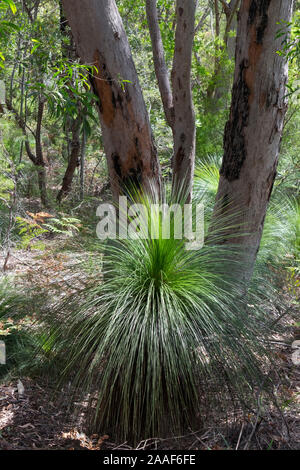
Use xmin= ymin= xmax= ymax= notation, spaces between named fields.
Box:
xmin=0 ymin=242 xmax=299 ymax=450
xmin=0 ymin=334 xmax=299 ymax=450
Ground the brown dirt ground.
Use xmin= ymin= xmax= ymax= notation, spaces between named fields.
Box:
xmin=0 ymin=246 xmax=299 ymax=450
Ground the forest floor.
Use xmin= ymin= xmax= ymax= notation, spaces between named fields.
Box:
xmin=0 ymin=239 xmax=299 ymax=451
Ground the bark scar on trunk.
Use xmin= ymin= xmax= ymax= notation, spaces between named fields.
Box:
xmin=92 ymin=49 xmax=116 ymax=126
xmin=245 ymin=0 xmax=271 ymax=103
xmin=221 ymin=0 xmax=273 ymax=182
xmin=111 ymin=122 xmax=157 ymax=193
xmin=266 ymin=164 xmax=277 ymax=202
xmin=245 ymin=38 xmax=262 ymax=104
xmin=220 ymin=59 xmax=250 ymax=181
xmin=173 ymin=145 xmax=185 ymax=175
xmin=248 ymin=0 xmax=271 ymax=44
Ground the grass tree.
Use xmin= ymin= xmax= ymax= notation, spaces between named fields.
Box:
xmin=44 ymin=0 xmax=295 ymax=442
xmin=44 ymin=191 xmax=275 ymax=442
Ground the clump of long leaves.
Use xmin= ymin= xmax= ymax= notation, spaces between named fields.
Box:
xmin=259 ymin=196 xmax=300 ymax=266
xmin=41 ymin=188 xmax=277 ymax=442
xmin=194 ymin=154 xmax=221 ymax=206
xmin=193 ymin=157 xmax=300 ymax=267
xmin=0 ymin=277 xmax=25 ymax=320
xmin=0 ymin=277 xmax=39 ymax=379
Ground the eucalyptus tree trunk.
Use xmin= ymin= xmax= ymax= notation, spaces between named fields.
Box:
xmin=225 ymin=0 xmax=240 ymax=59
xmin=61 ymin=0 xmax=161 ymax=199
xmin=213 ymin=0 xmax=293 ymax=281
xmin=57 ymin=116 xmax=81 ymax=203
xmin=80 ymin=126 xmax=87 ymax=200
xmin=5 ymin=94 xmax=48 ymax=206
xmin=207 ymin=0 xmax=241 ymax=104
xmin=57 ymin=3 xmax=82 ymax=203
xmin=146 ymin=0 xmax=197 ymax=201
xmin=3 ymin=2 xmax=48 ymax=207
xmin=35 ymin=96 xmax=48 ymax=207
xmin=171 ymin=1 xmax=197 ymax=201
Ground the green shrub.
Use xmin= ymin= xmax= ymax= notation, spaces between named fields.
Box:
xmin=0 ymin=279 xmax=34 ymax=379
xmin=193 ymin=158 xmax=299 ymax=268
xmin=259 ymin=196 xmax=300 ymax=266
xmin=42 ymin=191 xmax=274 ymax=442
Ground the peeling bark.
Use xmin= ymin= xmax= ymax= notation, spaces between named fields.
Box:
xmin=213 ymin=0 xmax=294 ymax=280
xmin=62 ymin=0 xmax=161 ymax=199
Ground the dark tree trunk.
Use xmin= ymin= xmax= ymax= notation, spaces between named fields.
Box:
xmin=207 ymin=0 xmax=241 ymax=105
xmin=35 ymin=97 xmax=47 ymax=206
xmin=225 ymin=0 xmax=240 ymax=59
xmin=57 ymin=1 xmax=82 ymax=202
xmin=61 ymin=0 xmax=162 ymax=199
xmin=5 ymin=93 xmax=48 ymax=206
xmin=212 ymin=0 xmax=294 ymax=281
xmin=80 ymin=125 xmax=87 ymax=200
xmin=146 ymin=0 xmax=197 ymax=201
xmin=171 ymin=0 xmax=197 ymax=201
xmin=57 ymin=117 xmax=81 ymax=202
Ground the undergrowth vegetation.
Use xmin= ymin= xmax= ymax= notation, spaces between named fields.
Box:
xmin=0 ymin=279 xmax=38 ymax=379
xmin=0 ymin=159 xmax=298 ymax=442
xmin=33 ymin=189 xmax=289 ymax=443
xmin=0 ymin=0 xmax=299 ymax=450
xmin=0 ymin=155 xmax=298 ymax=443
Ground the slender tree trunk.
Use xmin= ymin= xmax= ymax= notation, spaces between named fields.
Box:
xmin=4 ymin=0 xmax=48 ymax=207
xmin=207 ymin=0 xmax=241 ymax=105
xmin=57 ymin=2 xmax=83 ymax=202
xmin=57 ymin=117 xmax=81 ymax=202
xmin=35 ymin=96 xmax=47 ymax=206
xmin=212 ymin=0 xmax=293 ymax=281
xmin=171 ymin=1 xmax=197 ymax=200
xmin=5 ymin=94 xmax=48 ymax=206
xmin=145 ymin=0 xmax=174 ymax=128
xmin=225 ymin=0 xmax=240 ymax=59
xmin=195 ymin=6 xmax=210 ymax=34
xmin=207 ymin=0 xmax=221 ymax=100
xmin=146 ymin=0 xmax=197 ymax=200
xmin=61 ymin=0 xmax=162 ymax=199
xmin=80 ymin=125 xmax=86 ymax=200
